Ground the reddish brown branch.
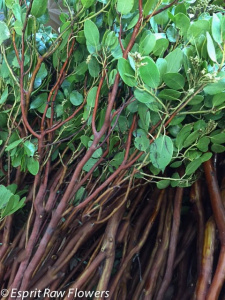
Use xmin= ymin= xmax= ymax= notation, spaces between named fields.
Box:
xmin=195 ymin=217 xmax=216 ymax=300
xmin=204 ymin=159 xmax=225 ymax=244
xmin=156 ymin=187 xmax=183 ymax=300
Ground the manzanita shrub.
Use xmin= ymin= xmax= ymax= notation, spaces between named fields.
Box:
xmin=0 ymin=0 xmax=225 ymax=299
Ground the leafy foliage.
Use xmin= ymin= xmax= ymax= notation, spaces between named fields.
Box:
xmin=0 ymin=0 xmax=224 ymax=198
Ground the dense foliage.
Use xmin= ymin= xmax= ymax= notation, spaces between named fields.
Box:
xmin=0 ymin=0 xmax=225 ymax=299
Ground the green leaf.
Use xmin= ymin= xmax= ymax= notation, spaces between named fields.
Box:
xmin=163 ymin=73 xmax=185 ymax=90
xmin=167 ymin=26 xmax=179 ymax=43
xmin=76 ymin=61 xmax=88 ymax=75
xmin=127 ymin=14 xmax=139 ymax=30
xmin=174 ymin=13 xmax=190 ymax=37
xmin=14 ymin=20 xmax=23 ymax=35
xmin=24 ymin=141 xmax=36 ymax=157
xmin=88 ymin=57 xmax=100 ymax=77
xmin=185 ymin=158 xmax=202 ymax=175
xmin=84 ymin=20 xmax=100 ymax=49
xmin=143 ymin=0 xmax=158 ymax=17
xmin=201 ymin=152 xmax=212 ymax=162
xmin=153 ymin=38 xmax=169 ymax=56
xmin=176 ymin=124 xmax=193 ymax=149
xmin=165 ymin=48 xmax=183 ymax=73
xmin=139 ymin=57 xmax=160 ymax=88
xmin=0 ymin=21 xmax=10 ymax=45
xmin=139 ymin=32 xmax=156 ymax=55
xmin=12 ymin=3 xmax=22 ymax=23
xmin=134 ymin=89 xmax=155 ymax=104
xmin=81 ymin=0 xmax=95 ymax=8
xmin=156 ymin=58 xmax=167 ymax=83
xmin=5 ymin=139 xmax=23 ymax=151
xmin=158 ymin=89 xmax=181 ymax=101
xmin=31 ymin=0 xmax=48 ymax=18
xmin=88 ymin=141 xmax=103 ymax=158
xmin=0 ymin=185 xmax=13 ymax=210
xmin=109 ymin=69 xmax=117 ymax=86
xmin=138 ymin=104 xmax=150 ymax=131
xmin=210 ymin=133 xmax=225 ymax=144
xmin=117 ymin=0 xmax=134 ymax=15
xmin=70 ymin=90 xmax=83 ymax=106
xmin=7 ymin=184 xmax=17 ymax=194
xmin=212 ymin=92 xmax=225 ymax=106
xmin=87 ymin=86 xmax=98 ymax=107
xmin=5 ymin=0 xmax=16 ymax=9
xmin=134 ymin=130 xmax=149 ymax=151
xmin=175 ymin=3 xmax=187 ymax=15
xmin=34 ymin=63 xmax=47 ymax=88
xmin=211 ymin=144 xmax=225 ymax=153
xmin=157 ymin=179 xmax=170 ymax=189
xmin=30 ymin=93 xmax=47 ymax=109
xmin=170 ymin=161 xmax=182 ymax=168
xmin=206 ymin=32 xmax=217 ymax=62
xmin=204 ymin=78 xmax=225 ymax=95
xmin=83 ymin=158 xmax=98 ymax=172
xmin=212 ymin=13 xmax=222 ymax=44
xmin=183 ymin=130 xmax=200 ymax=148
xmin=150 ymin=135 xmax=173 ymax=170
xmin=104 ymin=31 xmax=117 ymax=48
xmin=118 ymin=58 xmax=136 ymax=87
xmin=1 ymin=195 xmax=25 ymax=218
xmin=196 ymin=137 xmax=210 ymax=152
xmin=0 ymin=87 xmax=8 ymax=104
xmin=187 ymin=20 xmax=210 ymax=40
xmin=74 ymin=187 xmax=86 ymax=204
xmin=189 ymin=95 xmax=204 ymax=105
xmin=154 ymin=7 xmax=169 ymax=25
xmin=27 ymin=157 xmax=39 ymax=175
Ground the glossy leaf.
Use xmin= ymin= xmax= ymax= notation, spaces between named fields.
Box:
xmin=70 ymin=90 xmax=83 ymax=106
xmin=150 ymin=135 xmax=173 ymax=170
xmin=212 ymin=13 xmax=222 ymax=44
xmin=118 ymin=58 xmax=136 ymax=87
xmin=185 ymin=158 xmax=202 ymax=176
xmin=204 ymin=78 xmax=225 ymax=95
xmin=196 ymin=137 xmax=210 ymax=152
xmin=30 ymin=93 xmax=47 ymax=109
xmin=139 ymin=57 xmax=160 ymax=88
xmin=31 ymin=0 xmax=48 ymax=18
xmin=174 ymin=13 xmax=190 ymax=37
xmin=139 ymin=32 xmax=156 ymax=55
xmin=27 ymin=157 xmax=39 ymax=175
xmin=153 ymin=38 xmax=169 ymax=56
xmin=81 ymin=0 xmax=95 ymax=8
xmin=0 ymin=21 xmax=10 ymax=45
xmin=210 ymin=133 xmax=225 ymax=144
xmin=134 ymin=131 xmax=149 ymax=151
xmin=212 ymin=92 xmax=225 ymax=106
xmin=0 ymin=87 xmax=8 ymax=104
xmin=163 ymin=73 xmax=185 ymax=90
xmin=117 ymin=0 xmax=134 ymax=15
xmin=165 ymin=48 xmax=183 ymax=73
xmin=157 ymin=179 xmax=170 ymax=189
xmin=134 ymin=89 xmax=155 ymax=104
xmin=206 ymin=32 xmax=217 ymax=62
xmin=158 ymin=89 xmax=181 ymax=101
xmin=5 ymin=139 xmax=23 ymax=151
xmin=84 ymin=20 xmax=100 ymax=48
xmin=176 ymin=124 xmax=193 ymax=149
xmin=87 ymin=86 xmax=98 ymax=107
